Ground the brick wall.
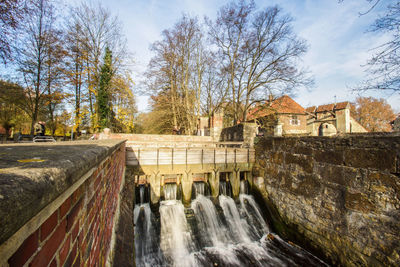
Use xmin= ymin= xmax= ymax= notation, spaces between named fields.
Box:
xmin=7 ymin=143 xmax=126 ymax=267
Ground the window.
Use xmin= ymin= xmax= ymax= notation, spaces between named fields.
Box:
xmin=290 ymin=115 xmax=300 ymax=126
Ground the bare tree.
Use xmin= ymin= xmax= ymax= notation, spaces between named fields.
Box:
xmin=16 ymin=0 xmax=60 ymax=135
xmin=200 ymin=51 xmax=228 ymax=117
xmin=43 ymin=28 xmax=66 ymax=135
xmin=64 ymin=18 xmax=88 ymax=134
xmin=358 ymin=1 xmax=400 ymax=94
xmin=206 ymin=0 xmax=254 ymax=125
xmin=146 ymin=15 xmax=204 ymax=134
xmin=0 ymin=0 xmax=30 ymax=64
xmin=208 ymin=1 xmax=312 ymax=124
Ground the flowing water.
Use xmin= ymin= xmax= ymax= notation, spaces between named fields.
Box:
xmin=134 ymin=182 xmax=328 ymax=267
xmin=164 ymin=183 xmax=178 ymax=200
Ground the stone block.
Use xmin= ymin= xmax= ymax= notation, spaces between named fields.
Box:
xmin=293 ymin=145 xmax=314 ymax=156
xmin=270 ymin=152 xmax=284 ymax=165
xmin=314 ymin=150 xmax=343 ymax=165
xmin=294 ymin=174 xmax=321 ymax=198
xmin=345 ymin=191 xmax=375 ymax=213
xmin=344 ymin=149 xmax=396 ymax=172
xmin=318 ymin=164 xmax=345 ymax=186
xmin=285 ymin=153 xmax=313 ymax=173
xmin=368 ymin=171 xmax=399 ymax=191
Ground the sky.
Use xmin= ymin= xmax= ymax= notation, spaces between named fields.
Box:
xmin=68 ymin=0 xmax=400 ymax=112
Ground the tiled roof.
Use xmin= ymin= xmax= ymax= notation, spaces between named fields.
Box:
xmin=335 ymin=101 xmax=350 ymax=110
xmin=316 ymin=104 xmax=335 ymax=112
xmin=315 ymin=101 xmax=350 ymax=112
xmin=247 ymin=95 xmax=305 ymax=121
xmin=390 ymin=115 xmax=400 ymax=124
xmin=305 ymin=106 xmax=316 ymax=113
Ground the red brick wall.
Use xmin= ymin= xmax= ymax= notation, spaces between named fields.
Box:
xmin=8 ymin=143 xmax=126 ymax=267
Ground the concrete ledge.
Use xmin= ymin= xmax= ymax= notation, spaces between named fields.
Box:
xmin=0 ymin=140 xmax=125 ymax=245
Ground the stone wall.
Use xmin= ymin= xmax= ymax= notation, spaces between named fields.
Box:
xmin=253 ymin=135 xmax=400 ymax=266
xmin=0 ymin=140 xmax=126 ymax=267
xmin=220 ymin=122 xmax=257 ymax=147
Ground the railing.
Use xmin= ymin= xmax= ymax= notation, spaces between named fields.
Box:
xmin=33 ymin=136 xmax=56 ymax=142
xmin=126 ymin=147 xmax=255 ymax=167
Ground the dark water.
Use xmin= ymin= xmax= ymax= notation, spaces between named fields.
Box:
xmin=134 ymin=183 xmax=328 ymax=267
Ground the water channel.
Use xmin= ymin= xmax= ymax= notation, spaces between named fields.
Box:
xmin=134 ymin=182 xmax=328 ymax=267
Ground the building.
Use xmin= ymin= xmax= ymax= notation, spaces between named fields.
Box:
xmin=197 ymin=111 xmax=224 ymax=140
xmin=247 ymin=95 xmax=308 ymax=136
xmin=391 ymin=116 xmax=400 ymax=132
xmin=306 ymin=102 xmax=367 ymax=136
xmin=246 ymin=95 xmax=367 ymax=136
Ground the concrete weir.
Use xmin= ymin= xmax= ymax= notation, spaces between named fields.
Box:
xmin=106 ymin=133 xmax=255 ymax=205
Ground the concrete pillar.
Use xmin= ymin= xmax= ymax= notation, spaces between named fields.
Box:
xmin=149 ymin=173 xmax=161 ymax=205
xmin=208 ymin=170 xmax=220 ymax=198
xmin=274 ymin=123 xmax=283 ymax=136
xmin=246 ymin=171 xmax=253 ymax=188
xmin=181 ymin=172 xmax=193 ymax=206
xmin=243 ymin=122 xmax=258 ymax=147
xmin=231 ymin=170 xmax=241 ymax=199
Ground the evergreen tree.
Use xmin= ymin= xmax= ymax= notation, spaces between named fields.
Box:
xmin=97 ymin=47 xmax=113 ymax=129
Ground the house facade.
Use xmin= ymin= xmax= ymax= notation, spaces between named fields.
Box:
xmin=306 ymin=102 xmax=367 ymax=136
xmin=391 ymin=116 xmax=400 ymax=132
xmin=247 ymin=95 xmax=308 ymax=136
xmin=247 ymin=95 xmax=367 ymax=136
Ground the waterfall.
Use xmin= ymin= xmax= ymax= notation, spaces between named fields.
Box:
xmin=134 ymin=193 xmax=329 ymax=267
xmin=159 ymin=200 xmax=196 ymax=266
xmin=164 ymin=183 xmax=177 ymax=200
xmin=240 ymin=179 xmax=249 ymax=194
xmin=134 ymin=204 xmax=164 ymax=267
xmin=191 ymin=194 xmax=230 ymax=247
xmin=192 ymin=182 xmax=206 ymax=198
xmin=140 ymin=186 xmax=145 ymax=203
xmin=136 ymin=185 xmax=149 ymax=205
xmin=239 ymin=194 xmax=269 ymax=239
xmin=219 ymin=180 xmax=232 ymax=197
xmin=219 ymin=194 xmax=252 ymax=243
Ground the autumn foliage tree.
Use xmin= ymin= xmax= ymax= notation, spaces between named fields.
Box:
xmin=0 ymin=80 xmax=29 ymax=138
xmin=0 ymin=0 xmax=137 ymax=136
xmin=351 ymin=96 xmax=396 ymax=132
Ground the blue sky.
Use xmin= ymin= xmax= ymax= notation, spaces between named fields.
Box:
xmin=69 ymin=0 xmax=400 ymax=112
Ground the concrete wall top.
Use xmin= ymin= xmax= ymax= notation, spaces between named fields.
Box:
xmin=104 ymin=133 xmax=214 ymax=143
xmin=0 ymin=140 xmax=125 ymax=245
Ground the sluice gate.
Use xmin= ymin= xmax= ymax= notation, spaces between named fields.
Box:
xmin=125 ymin=140 xmax=255 ymax=205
